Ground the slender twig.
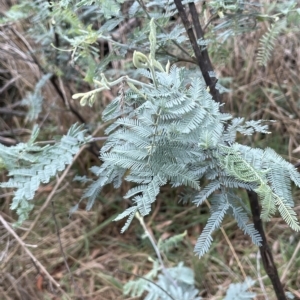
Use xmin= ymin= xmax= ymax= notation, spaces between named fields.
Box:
xmin=256 ymin=251 xmax=269 ymax=300
xmin=91 ymin=137 xmax=107 ymax=141
xmin=281 ymin=239 xmax=300 ymax=283
xmin=0 ymin=75 xmax=21 ymax=93
xmin=0 ymin=107 xmax=26 ymax=116
xmin=135 ymin=213 xmax=179 ymax=288
xmin=0 ymin=136 xmax=17 ymax=146
xmin=51 ymin=201 xmax=84 ymax=300
xmin=0 ymin=216 xmax=61 ymax=289
xmin=157 ymin=49 xmax=197 ymax=64
xmin=203 ymin=13 xmax=219 ymax=31
xmin=35 ymin=136 xmax=107 ymax=144
xmin=135 ymin=213 xmax=164 ymax=269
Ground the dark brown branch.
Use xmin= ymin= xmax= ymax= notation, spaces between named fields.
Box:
xmin=173 ymin=0 xmax=222 ymax=109
xmin=188 ymin=2 xmax=216 ymax=81
xmin=247 ymin=191 xmax=287 ymax=300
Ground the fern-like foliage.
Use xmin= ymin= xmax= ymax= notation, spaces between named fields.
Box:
xmin=21 ymin=73 xmax=52 ymax=121
xmin=124 ymin=261 xmax=201 ymax=300
xmin=2 ymin=0 xmax=300 ymax=263
xmin=223 ymin=277 xmax=256 ymax=300
xmin=218 ymin=144 xmax=300 ymax=231
xmin=75 ymin=17 xmax=300 ymax=257
xmin=0 ymin=124 xmax=89 ymax=224
xmin=157 ymin=230 xmax=187 ymax=254
xmin=124 ymin=260 xmax=256 ymax=300
xmin=144 ymin=264 xmax=201 ymax=300
xmin=256 ymin=0 xmax=300 ymax=65
xmin=257 ymin=19 xmax=286 ymax=66
xmin=78 ymin=54 xmax=300 ymax=257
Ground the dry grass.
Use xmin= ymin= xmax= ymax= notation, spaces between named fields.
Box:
xmin=217 ymin=17 xmax=300 ymax=162
xmin=1 ymin=1 xmax=300 ymax=299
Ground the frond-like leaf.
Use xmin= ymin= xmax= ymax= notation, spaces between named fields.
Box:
xmin=224 ymin=277 xmax=256 ymax=300
xmin=114 ymin=206 xmax=138 ymax=233
xmin=1 ymin=123 xmax=88 ymax=223
xmin=230 ymin=205 xmax=262 ymax=246
xmin=193 ymin=180 xmax=221 ymax=206
xmin=194 ymin=202 xmax=229 ymax=257
xmin=257 ymin=20 xmax=286 ymax=66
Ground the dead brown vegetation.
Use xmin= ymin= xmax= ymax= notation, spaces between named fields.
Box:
xmin=1 ymin=1 xmax=300 ymax=299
